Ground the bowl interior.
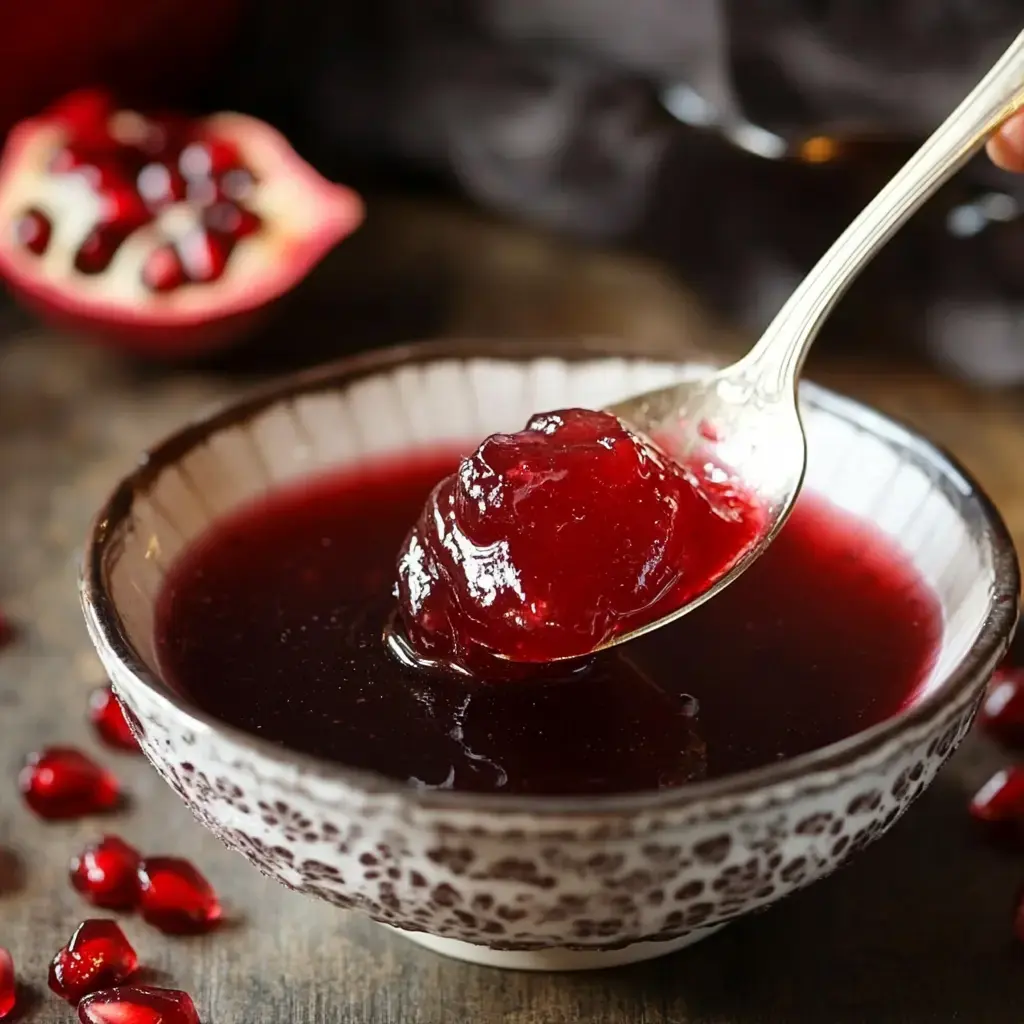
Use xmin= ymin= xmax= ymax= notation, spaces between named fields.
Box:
xmin=96 ymin=349 xmax=1014 ymax=753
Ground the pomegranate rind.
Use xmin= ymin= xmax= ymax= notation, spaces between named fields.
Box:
xmin=0 ymin=947 xmax=15 ymax=1021
xmin=0 ymin=92 xmax=364 ymax=358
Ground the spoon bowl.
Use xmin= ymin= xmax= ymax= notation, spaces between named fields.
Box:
xmin=602 ymin=360 xmax=804 ymax=647
xmin=597 ymin=27 xmax=1024 ymax=653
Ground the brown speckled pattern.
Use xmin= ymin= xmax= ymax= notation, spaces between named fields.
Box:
xmin=80 ymin=342 xmax=1019 ymax=958
xmin=99 ymin=679 xmax=979 ymax=951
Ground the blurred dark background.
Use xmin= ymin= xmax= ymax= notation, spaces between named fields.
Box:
xmin=4 ymin=0 xmax=1024 ymax=382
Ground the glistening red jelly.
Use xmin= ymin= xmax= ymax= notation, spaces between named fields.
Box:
xmin=396 ymin=408 xmax=763 ymax=674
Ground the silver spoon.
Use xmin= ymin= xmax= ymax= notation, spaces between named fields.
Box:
xmin=595 ymin=28 xmax=1024 ymax=653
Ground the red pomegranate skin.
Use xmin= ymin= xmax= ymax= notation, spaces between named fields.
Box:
xmin=0 ymin=948 xmax=14 ymax=1021
xmin=0 ymin=2 xmax=241 ymax=138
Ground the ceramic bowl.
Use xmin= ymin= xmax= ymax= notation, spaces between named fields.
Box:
xmin=81 ymin=338 xmax=1019 ymax=971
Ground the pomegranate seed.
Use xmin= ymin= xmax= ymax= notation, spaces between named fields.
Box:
xmin=0 ymin=948 xmax=15 ymax=1021
xmin=137 ymin=857 xmax=222 ymax=935
xmin=137 ymin=163 xmax=186 ymax=210
xmin=99 ymin=185 xmax=149 ymax=232
xmin=78 ymin=985 xmax=200 ymax=1024
xmin=142 ymin=246 xmax=187 ymax=294
xmin=185 ymin=178 xmax=218 ymax=205
xmin=980 ymin=669 xmax=1024 ymax=747
xmin=179 ymin=139 xmax=239 ymax=180
xmin=0 ymin=610 xmax=12 ymax=647
xmin=219 ymin=168 xmax=256 ymax=202
xmin=177 ymin=229 xmax=229 ymax=284
xmin=14 ymin=207 xmax=52 ymax=255
xmin=88 ymin=686 xmax=140 ymax=752
xmin=70 ymin=836 xmax=142 ymax=910
xmin=204 ymin=201 xmax=261 ymax=239
xmin=48 ymin=920 xmax=139 ymax=1004
xmin=75 ymin=227 xmax=125 ymax=275
xmin=19 ymin=746 xmax=121 ymax=820
xmin=969 ymin=766 xmax=1024 ymax=822
xmin=40 ymin=92 xmax=263 ymax=287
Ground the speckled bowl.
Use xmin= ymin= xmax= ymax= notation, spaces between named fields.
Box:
xmin=81 ymin=338 xmax=1019 ymax=971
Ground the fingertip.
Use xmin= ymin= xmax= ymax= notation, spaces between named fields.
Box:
xmin=989 ymin=116 xmax=1024 ymax=172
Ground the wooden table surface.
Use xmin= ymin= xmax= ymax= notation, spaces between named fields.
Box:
xmin=2 ymin=198 xmax=1024 ymax=1023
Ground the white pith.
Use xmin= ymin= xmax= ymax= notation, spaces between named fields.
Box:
xmin=0 ymin=111 xmax=336 ymax=313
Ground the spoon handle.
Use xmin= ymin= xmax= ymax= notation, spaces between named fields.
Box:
xmin=741 ymin=28 xmax=1024 ymax=395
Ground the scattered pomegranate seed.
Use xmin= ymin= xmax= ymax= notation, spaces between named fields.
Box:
xmin=70 ymin=835 xmax=142 ymax=910
xmin=19 ymin=746 xmax=121 ymax=820
xmin=137 ymin=857 xmax=222 ymax=935
xmin=78 ymin=985 xmax=201 ymax=1024
xmin=969 ymin=766 xmax=1024 ymax=823
xmin=0 ymin=948 xmax=15 ymax=1021
xmin=88 ymin=686 xmax=140 ymax=752
xmin=980 ymin=669 xmax=1024 ymax=748
xmin=13 ymin=207 xmax=51 ymax=255
xmin=48 ymin=920 xmax=139 ymax=1004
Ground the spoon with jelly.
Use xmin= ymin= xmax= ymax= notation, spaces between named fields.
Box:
xmin=602 ymin=32 xmax=1024 ymax=630
xmin=395 ymin=29 xmax=1024 ymax=676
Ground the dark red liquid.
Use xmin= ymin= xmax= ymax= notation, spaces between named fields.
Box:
xmin=396 ymin=408 xmax=763 ymax=674
xmin=155 ymin=450 xmax=942 ymax=796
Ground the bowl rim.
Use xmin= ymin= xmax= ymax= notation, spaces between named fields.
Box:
xmin=81 ymin=336 xmax=1021 ymax=817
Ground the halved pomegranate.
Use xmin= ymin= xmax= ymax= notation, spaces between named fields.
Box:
xmin=0 ymin=89 xmax=363 ymax=358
